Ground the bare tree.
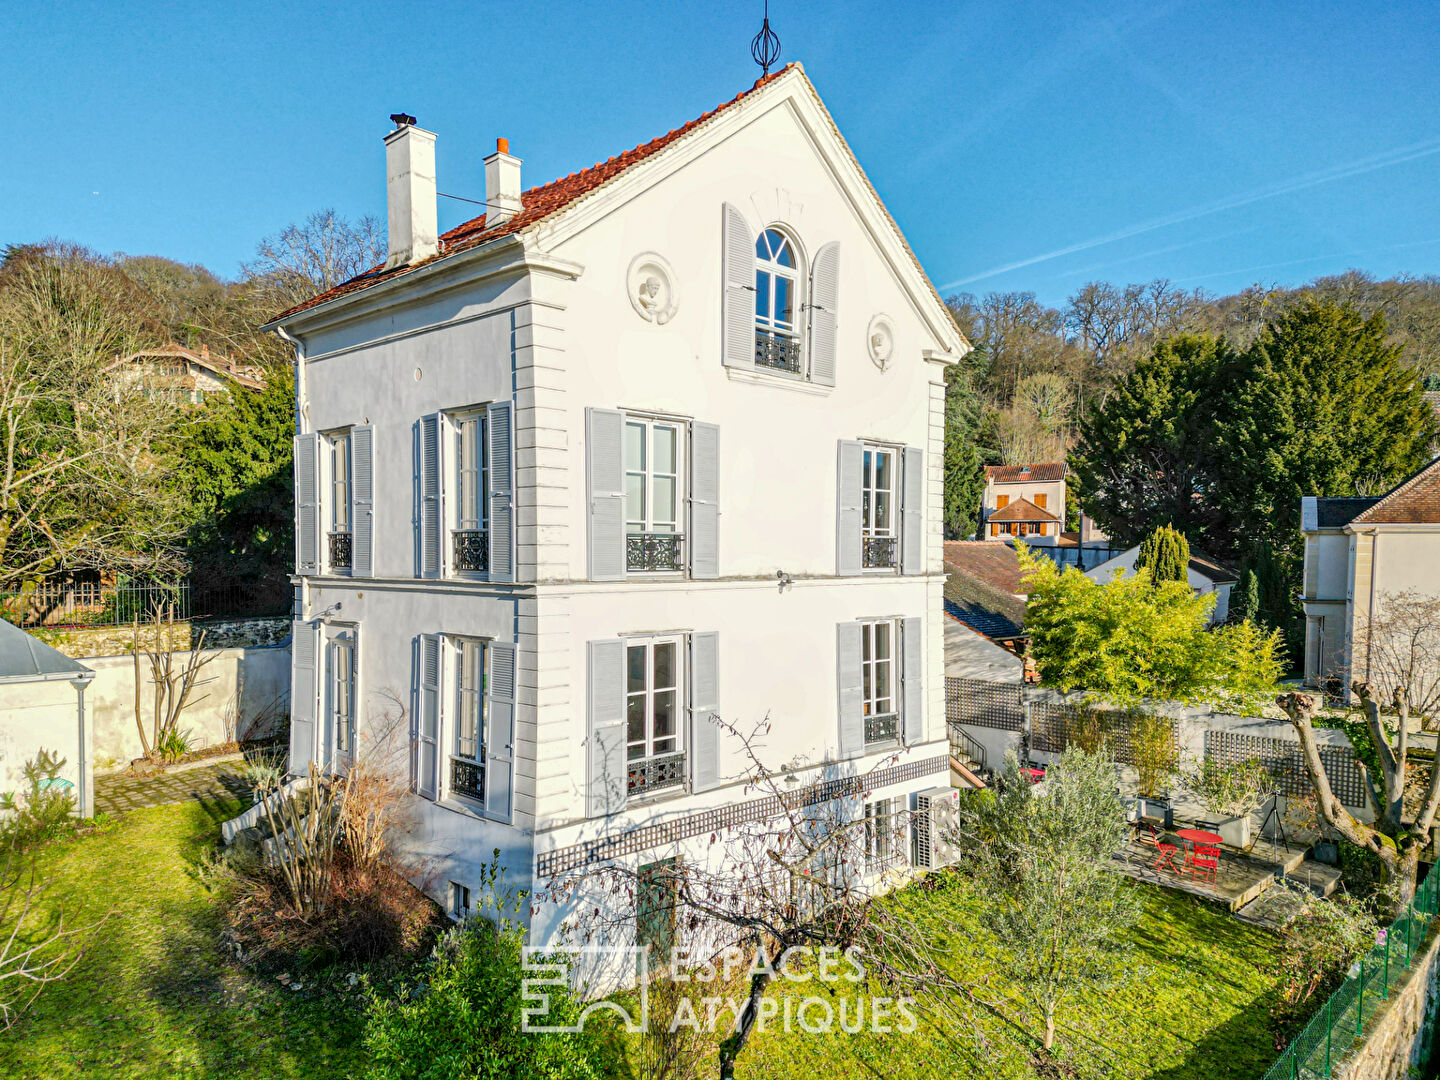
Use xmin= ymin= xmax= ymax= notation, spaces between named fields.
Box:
xmin=1277 ymin=687 xmax=1440 ymax=912
xmin=1351 ymin=590 xmax=1440 ymax=731
xmin=243 ymin=209 xmax=385 ymax=310
xmin=131 ymin=609 xmax=218 ymax=762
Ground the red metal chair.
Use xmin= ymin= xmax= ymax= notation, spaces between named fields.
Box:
xmin=1188 ymin=842 xmax=1221 ymax=885
xmin=1152 ymin=842 xmax=1182 ymax=874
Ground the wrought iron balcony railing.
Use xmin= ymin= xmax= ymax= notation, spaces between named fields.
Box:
xmin=453 ymin=529 xmax=489 ymax=573
xmin=864 ymin=713 xmax=900 ymax=746
xmin=862 ymin=534 xmax=898 ymax=569
xmin=328 ymin=531 xmax=352 ymax=570
xmin=754 ymin=330 xmax=803 ymax=374
xmin=627 ymin=532 xmax=684 ymax=572
xmin=451 ymin=757 xmax=485 ymax=801
xmin=627 ymin=751 xmax=686 ymax=797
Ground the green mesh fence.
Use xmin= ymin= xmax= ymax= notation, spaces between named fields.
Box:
xmin=1262 ymin=871 xmax=1440 ymax=1079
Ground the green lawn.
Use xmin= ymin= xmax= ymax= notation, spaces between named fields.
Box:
xmin=0 ymin=798 xmax=365 ymax=1080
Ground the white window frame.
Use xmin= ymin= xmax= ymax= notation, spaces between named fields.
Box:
xmin=861 ymin=443 xmax=899 ymax=571
xmin=442 ymin=408 xmax=490 ymax=579
xmin=625 ymin=634 xmax=686 ymax=798
xmin=324 ymin=428 xmax=353 ymax=574
xmin=449 ymin=880 xmax=472 ymax=919
xmin=860 ymin=618 xmax=899 ymax=745
xmin=623 ymin=414 xmax=687 ymax=575
xmin=864 ymin=796 xmax=906 ymax=872
xmin=753 ymin=226 xmax=806 ymax=378
xmin=324 ymin=626 xmax=358 ymax=768
xmin=443 ymin=635 xmax=488 ymax=807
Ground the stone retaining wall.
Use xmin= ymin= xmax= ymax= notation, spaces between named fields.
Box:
xmin=1337 ymin=929 xmax=1440 ymax=1079
xmin=25 ymin=616 xmax=288 ymax=658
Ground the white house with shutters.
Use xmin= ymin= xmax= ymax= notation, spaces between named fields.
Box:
xmin=266 ymin=63 xmax=968 ymax=939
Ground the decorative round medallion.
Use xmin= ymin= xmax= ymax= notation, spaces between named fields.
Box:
xmin=867 ymin=314 xmax=896 ymax=371
xmin=627 ymin=253 xmax=678 ymax=325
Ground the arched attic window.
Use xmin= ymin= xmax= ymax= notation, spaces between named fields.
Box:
xmin=753 ymin=227 xmax=803 ymax=374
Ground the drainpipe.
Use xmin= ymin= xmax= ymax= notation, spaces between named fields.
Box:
xmin=1365 ymin=528 xmax=1380 ymax=684
xmin=74 ymin=672 xmax=95 ymax=818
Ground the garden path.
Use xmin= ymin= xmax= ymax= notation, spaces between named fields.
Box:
xmin=94 ymin=761 xmax=251 ymax=816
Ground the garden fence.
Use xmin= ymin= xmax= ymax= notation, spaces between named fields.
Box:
xmin=1262 ymin=871 xmax=1440 ymax=1079
xmin=0 ymin=579 xmax=288 ymax=629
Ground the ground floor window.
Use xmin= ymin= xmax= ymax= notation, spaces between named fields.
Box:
xmin=864 ymin=797 xmax=906 ymax=872
xmin=449 ymin=637 xmax=486 ymax=802
xmin=327 ymin=634 xmax=356 ymax=760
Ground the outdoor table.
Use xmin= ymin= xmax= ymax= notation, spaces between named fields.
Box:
xmin=1174 ymin=828 xmax=1224 ymax=873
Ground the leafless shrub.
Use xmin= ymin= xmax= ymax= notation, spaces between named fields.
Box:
xmin=131 ymin=606 xmax=217 ymax=762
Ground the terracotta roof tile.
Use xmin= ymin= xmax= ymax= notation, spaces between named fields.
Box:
xmin=988 ymin=497 xmax=1060 ymax=523
xmin=272 ymin=66 xmax=795 ymax=323
xmin=944 ymin=541 xmax=1024 ymax=595
xmin=1350 ymin=457 xmax=1440 ymax=525
xmin=985 ymin=463 xmax=1065 ymax=483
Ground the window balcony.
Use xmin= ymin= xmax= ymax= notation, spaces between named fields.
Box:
xmin=450 ymin=757 xmax=485 ymax=801
xmin=453 ymin=529 xmax=489 ymax=573
xmin=864 ymin=713 xmax=899 ymax=746
xmin=627 ymin=751 xmax=687 ymax=797
xmin=862 ymin=535 xmax=898 ymax=569
xmin=754 ymin=330 xmax=803 ymax=374
xmin=328 ymin=531 xmax=352 ymax=570
xmin=627 ymin=532 xmax=684 ymax=572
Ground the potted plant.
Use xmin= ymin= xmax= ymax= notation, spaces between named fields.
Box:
xmin=1180 ymin=757 xmax=1274 ymax=848
xmin=1130 ymin=710 xmax=1179 ymax=828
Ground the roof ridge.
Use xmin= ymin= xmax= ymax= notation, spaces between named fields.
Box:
xmin=1350 ymin=456 xmax=1440 ymax=525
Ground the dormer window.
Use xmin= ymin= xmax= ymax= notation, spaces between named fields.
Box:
xmin=753 ymin=228 xmax=802 ymax=375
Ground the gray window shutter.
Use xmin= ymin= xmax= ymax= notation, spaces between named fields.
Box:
xmin=351 ymin=425 xmax=375 ymax=578
xmin=294 ymin=433 xmax=321 ymax=574
xmin=689 ymin=632 xmax=721 ymax=792
xmin=809 ymin=241 xmax=840 ymax=387
xmin=722 ymin=203 xmax=756 ymax=371
xmin=414 ymin=634 xmax=441 ymax=799
xmin=485 ymin=641 xmax=516 ymax=822
xmin=586 ymin=408 xmax=627 ymax=582
xmin=836 ymin=440 xmax=864 ymax=576
xmin=587 ymin=639 xmax=627 ymax=817
xmin=901 ymin=446 xmax=924 ymax=576
xmin=902 ymin=617 xmax=924 ymax=744
xmin=487 ymin=402 xmax=515 ymax=582
xmin=289 ymin=619 xmax=319 ymax=773
xmin=836 ymin=622 xmax=863 ymax=759
xmin=418 ymin=413 xmax=444 ymax=578
xmin=689 ymin=422 xmax=720 ymax=580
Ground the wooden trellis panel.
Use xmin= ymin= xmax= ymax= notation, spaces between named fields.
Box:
xmin=1204 ymin=729 xmax=1367 ymax=810
xmin=946 ymin=677 xmax=1024 ymax=732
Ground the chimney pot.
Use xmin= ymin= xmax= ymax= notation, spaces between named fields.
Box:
xmin=383 ymin=120 xmax=439 ymax=269
xmin=484 ymin=138 xmax=523 ymax=228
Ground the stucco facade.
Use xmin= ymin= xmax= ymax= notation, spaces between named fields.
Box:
xmin=980 ymin=464 xmax=1065 ymax=539
xmin=270 ymin=66 xmax=967 ymax=939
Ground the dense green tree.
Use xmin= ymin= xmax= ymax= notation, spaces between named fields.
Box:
xmin=1070 ymin=333 xmax=1234 ymax=550
xmin=1134 ymin=524 xmax=1190 ymax=585
xmin=1231 ymin=568 xmax=1262 ymax=626
xmin=943 ymin=361 xmax=990 ymax=539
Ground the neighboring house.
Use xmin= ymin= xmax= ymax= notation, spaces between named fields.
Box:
xmin=108 ymin=344 xmax=265 ymax=404
xmin=980 ymin=463 xmax=1064 ymax=539
xmin=943 ymin=541 xmax=1027 ymax=650
xmin=0 ymin=618 xmax=94 ymax=817
xmin=1085 ymin=546 xmax=1238 ymax=625
xmin=265 ymin=65 xmax=968 ymax=939
xmin=1300 ymin=457 xmax=1440 ymax=690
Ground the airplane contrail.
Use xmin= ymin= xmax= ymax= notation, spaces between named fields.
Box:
xmin=940 ymin=136 xmax=1440 ymax=290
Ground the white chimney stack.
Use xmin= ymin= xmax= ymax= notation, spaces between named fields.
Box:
xmin=383 ymin=114 xmax=439 ymax=269
xmin=484 ymin=137 xmax=523 ymax=227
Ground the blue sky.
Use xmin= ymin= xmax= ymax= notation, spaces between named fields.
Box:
xmin=4 ymin=1 xmax=1438 ymax=307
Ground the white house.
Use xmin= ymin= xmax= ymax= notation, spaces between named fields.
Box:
xmin=1300 ymin=458 xmax=1440 ymax=689
xmin=264 ymin=64 xmax=967 ymax=941
xmin=1084 ymin=546 xmax=1238 ymax=625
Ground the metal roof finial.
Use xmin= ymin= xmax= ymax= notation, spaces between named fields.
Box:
xmin=751 ymin=0 xmax=781 ymax=77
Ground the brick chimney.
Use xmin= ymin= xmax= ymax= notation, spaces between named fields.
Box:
xmin=484 ymin=137 xmax=522 ymax=227
xmin=384 ymin=114 xmax=439 ymax=269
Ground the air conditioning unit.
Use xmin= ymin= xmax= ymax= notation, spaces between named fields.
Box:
xmin=912 ymin=785 xmax=962 ymax=869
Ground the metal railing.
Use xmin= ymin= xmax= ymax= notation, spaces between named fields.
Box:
xmin=450 ymin=757 xmax=485 ymax=801
xmin=863 ymin=535 xmax=898 ymax=569
xmin=628 ymin=751 xmax=686 ymax=797
xmin=0 ymin=579 xmax=290 ymax=629
xmin=865 ymin=713 xmax=900 ymax=745
xmin=328 ymin=531 xmax=352 ymax=569
xmin=453 ymin=529 xmax=489 ymax=573
xmin=627 ymin=532 xmax=684 ymax=572
xmin=1262 ymin=871 xmax=1440 ymax=1079
xmin=754 ymin=330 xmax=803 ymax=374
xmin=947 ymin=721 xmax=988 ymax=773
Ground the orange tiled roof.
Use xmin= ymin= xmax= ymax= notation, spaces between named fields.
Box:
xmin=988 ymin=497 xmax=1060 ymax=523
xmin=985 ymin=463 xmax=1065 ymax=483
xmin=1350 ymin=457 xmax=1440 ymax=525
xmin=273 ymin=66 xmax=795 ymax=323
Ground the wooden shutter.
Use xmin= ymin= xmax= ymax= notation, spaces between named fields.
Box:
xmin=901 ymin=446 xmax=924 ymax=576
xmin=689 ymin=422 xmax=720 ymax=580
xmin=418 ymin=413 xmax=444 ymax=578
xmin=809 ymin=241 xmax=840 ymax=387
xmin=902 ymin=617 xmax=923 ymax=744
xmin=586 ymin=408 xmax=627 ymax=582
xmin=836 ymin=622 xmax=863 ymax=759
xmin=289 ymin=619 xmax=320 ymax=773
xmin=689 ymin=632 xmax=721 ymax=792
xmin=721 ymin=203 xmax=756 ymax=371
xmin=587 ymin=639 xmax=627 ymax=817
xmin=485 ymin=641 xmax=516 ymax=821
xmin=414 ymin=634 xmax=441 ymax=799
xmin=836 ymin=441 xmax=864 ymax=576
xmin=294 ymin=433 xmax=321 ymax=574
xmin=351 ymin=425 xmax=375 ymax=578
xmin=487 ymin=402 xmax=515 ymax=582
